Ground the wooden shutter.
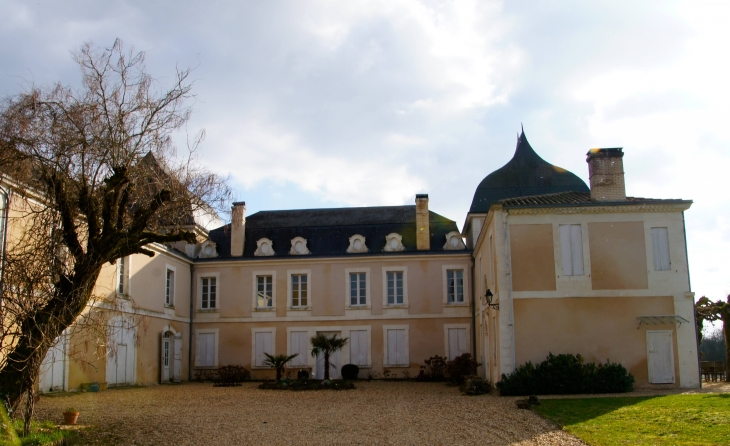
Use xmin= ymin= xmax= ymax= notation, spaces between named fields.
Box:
xmin=570 ymin=225 xmax=584 ymax=275
xmin=350 ymin=330 xmax=367 ymax=366
xmin=395 ymin=330 xmax=406 ymax=365
xmin=197 ymin=333 xmax=207 ymax=366
xmin=255 ymin=332 xmax=272 ymax=367
xmin=290 ymin=331 xmax=307 ymax=366
xmin=448 ymin=328 xmax=467 ymax=360
xmin=559 ymin=225 xmax=573 ymax=275
xmin=647 ymin=331 xmax=675 ymax=384
xmin=173 ymin=333 xmax=182 ymax=382
xmin=651 ymin=227 xmax=670 ymax=271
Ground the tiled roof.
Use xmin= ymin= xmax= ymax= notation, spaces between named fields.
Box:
xmin=499 ymin=191 xmax=692 ymax=207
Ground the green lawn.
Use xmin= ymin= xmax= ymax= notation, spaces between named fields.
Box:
xmin=534 ymin=394 xmax=730 ymax=446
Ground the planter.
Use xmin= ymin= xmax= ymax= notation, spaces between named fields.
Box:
xmin=80 ymin=382 xmax=101 ymax=392
xmin=99 ymin=382 xmax=108 ymax=391
xmin=63 ymin=411 xmax=79 ymax=425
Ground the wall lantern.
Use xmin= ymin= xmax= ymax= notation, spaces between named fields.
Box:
xmin=484 ymin=289 xmax=499 ymax=311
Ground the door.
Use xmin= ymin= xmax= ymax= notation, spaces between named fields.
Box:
xmin=116 ymin=344 xmax=128 ymax=384
xmin=448 ymin=328 xmax=467 ymax=361
xmin=39 ymin=336 xmax=66 ymax=393
xmin=173 ymin=333 xmax=182 ymax=382
xmin=647 ymin=331 xmax=675 ymax=384
xmin=161 ymin=335 xmax=170 ymax=382
xmin=315 ymin=332 xmax=340 ymax=379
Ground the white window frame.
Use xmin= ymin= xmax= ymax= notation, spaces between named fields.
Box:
xmin=444 ymin=324 xmax=470 ymax=360
xmin=198 ymin=272 xmax=220 ymax=311
xmin=252 ymin=327 xmax=276 ymax=369
xmin=287 ymin=269 xmax=311 ymax=310
xmin=345 ymin=267 xmax=370 ymax=308
xmin=651 ymin=227 xmax=671 ymax=271
xmin=383 ymin=324 xmax=409 ymax=367
xmin=559 ymin=224 xmax=585 ymax=276
xmin=116 ymin=256 xmax=131 ymax=297
xmin=252 ymin=270 xmax=277 ymax=311
xmin=442 ymin=265 xmax=468 ymax=306
xmin=382 ymin=266 xmax=408 ymax=308
xmin=195 ymin=328 xmax=219 ymax=368
xmin=165 ymin=264 xmax=176 ymax=307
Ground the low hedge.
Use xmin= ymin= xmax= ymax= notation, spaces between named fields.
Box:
xmin=497 ymin=353 xmax=634 ymax=396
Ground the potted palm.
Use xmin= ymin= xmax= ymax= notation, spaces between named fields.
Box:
xmin=262 ymin=353 xmax=299 ymax=381
xmin=62 ymin=407 xmax=79 ymax=425
xmin=310 ymin=333 xmax=348 ymax=381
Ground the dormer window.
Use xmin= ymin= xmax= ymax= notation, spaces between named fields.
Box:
xmin=443 ymin=231 xmax=466 ymax=250
xmin=255 ymin=238 xmax=275 ymax=257
xmin=347 ymin=234 xmax=369 ymax=254
xmin=383 ymin=233 xmax=405 ymax=252
xmin=289 ymin=236 xmax=310 ymax=255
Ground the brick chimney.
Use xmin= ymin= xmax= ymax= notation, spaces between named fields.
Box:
xmin=415 ymin=194 xmax=430 ymax=251
xmin=586 ymin=148 xmax=626 ymax=201
xmin=230 ymin=201 xmax=246 ymax=257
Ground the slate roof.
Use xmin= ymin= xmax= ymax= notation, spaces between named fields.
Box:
xmin=499 ymin=191 xmax=692 ymax=208
xmin=207 ymin=205 xmax=465 ymax=259
xmin=468 ymin=130 xmax=590 ymax=213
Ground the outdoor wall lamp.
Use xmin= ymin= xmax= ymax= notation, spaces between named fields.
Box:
xmin=484 ymin=289 xmax=499 ymax=311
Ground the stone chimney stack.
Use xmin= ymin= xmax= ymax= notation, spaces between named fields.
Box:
xmin=415 ymin=194 xmax=430 ymax=251
xmin=230 ymin=201 xmax=246 ymax=257
xmin=586 ymin=148 xmax=626 ymax=201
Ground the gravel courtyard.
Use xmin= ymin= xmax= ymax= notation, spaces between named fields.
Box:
xmin=34 ymin=381 xmax=585 ymax=445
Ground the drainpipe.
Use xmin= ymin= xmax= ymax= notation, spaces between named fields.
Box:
xmin=188 ymin=263 xmax=194 ymax=381
xmin=683 ymin=211 xmax=701 ymax=387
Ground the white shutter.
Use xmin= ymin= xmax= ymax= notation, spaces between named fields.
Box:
xmin=448 ymin=328 xmax=468 ymax=360
xmin=560 ymin=225 xmax=573 ymax=275
xmin=290 ymin=331 xmax=308 ymax=366
xmin=350 ymin=330 xmax=367 ymax=366
xmin=173 ymin=333 xmax=182 ymax=382
xmin=256 ymin=332 xmax=272 ymax=367
xmin=396 ymin=330 xmax=406 ymax=365
xmin=652 ymin=227 xmax=670 ymax=271
xmin=647 ymin=331 xmax=675 ymax=384
xmin=570 ymin=225 xmax=584 ymax=275
xmin=387 ymin=330 xmax=397 ymax=365
xmin=204 ymin=334 xmax=215 ymax=367
xmin=197 ymin=334 xmax=207 ymax=366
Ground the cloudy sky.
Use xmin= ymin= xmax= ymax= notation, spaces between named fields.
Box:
xmin=2 ymin=0 xmax=728 ymax=303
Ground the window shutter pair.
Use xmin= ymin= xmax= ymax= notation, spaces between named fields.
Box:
xmin=349 ymin=330 xmax=367 ymax=366
xmin=560 ymin=225 xmax=584 ymax=276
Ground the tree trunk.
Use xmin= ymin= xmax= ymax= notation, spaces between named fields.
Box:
xmin=324 ymin=352 xmax=330 ymax=380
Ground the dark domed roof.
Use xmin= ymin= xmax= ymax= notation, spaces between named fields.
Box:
xmin=469 ymin=130 xmax=589 ymax=213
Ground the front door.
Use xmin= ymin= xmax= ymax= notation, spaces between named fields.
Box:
xmin=647 ymin=330 xmax=675 ymax=384
xmin=116 ymin=344 xmax=128 ymax=384
xmin=161 ymin=335 xmax=170 ymax=382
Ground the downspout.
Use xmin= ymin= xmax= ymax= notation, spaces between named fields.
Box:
xmin=683 ymin=211 xmax=701 ymax=387
xmin=188 ymin=263 xmax=194 ymax=382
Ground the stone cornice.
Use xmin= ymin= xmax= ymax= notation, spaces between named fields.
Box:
xmin=506 ymin=203 xmax=690 ymax=215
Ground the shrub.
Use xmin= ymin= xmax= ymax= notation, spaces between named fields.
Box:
xmin=496 ymin=353 xmax=634 ymax=396
xmin=461 ymin=376 xmax=491 ymax=395
xmin=422 ymin=355 xmax=448 ymax=381
xmin=214 ymin=365 xmax=250 ymax=386
xmin=447 ymin=353 xmax=481 ymax=384
xmin=341 ymin=364 xmax=359 ymax=380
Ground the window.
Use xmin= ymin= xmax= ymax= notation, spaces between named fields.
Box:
xmin=290 ymin=273 xmax=309 ymax=308
xmin=201 ymin=277 xmax=217 ymax=309
xmin=446 ymin=270 xmax=464 ymax=303
xmin=651 ymin=227 xmax=671 ymax=271
xmin=384 ymin=327 xmax=409 ymax=366
xmin=196 ymin=332 xmax=216 ymax=367
xmin=289 ymin=331 xmax=309 ymax=367
xmin=257 ymin=275 xmax=273 ymax=308
xmin=349 ymin=330 xmax=368 ymax=366
xmin=165 ymin=268 xmax=175 ymax=306
xmin=350 ymin=273 xmax=366 ymax=306
xmin=117 ymin=256 xmax=129 ymax=295
xmin=163 ymin=333 xmax=170 ymax=367
xmin=559 ymin=224 xmax=584 ymax=276
xmin=387 ymin=272 xmax=404 ymax=305
xmin=253 ymin=330 xmax=274 ymax=367
xmin=447 ymin=327 xmax=468 ymax=360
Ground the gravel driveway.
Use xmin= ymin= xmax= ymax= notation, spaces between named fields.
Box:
xmin=34 ymin=381 xmax=584 ymax=445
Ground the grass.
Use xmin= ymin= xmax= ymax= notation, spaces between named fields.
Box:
xmin=534 ymin=394 xmax=730 ymax=446
xmin=1 ymin=403 xmax=79 ymax=446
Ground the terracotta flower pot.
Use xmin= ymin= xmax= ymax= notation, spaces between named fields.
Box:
xmin=63 ymin=411 xmax=79 ymax=425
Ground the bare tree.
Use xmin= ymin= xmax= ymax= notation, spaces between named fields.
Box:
xmin=696 ymin=295 xmax=730 ymax=382
xmin=0 ymin=39 xmax=231 ymax=430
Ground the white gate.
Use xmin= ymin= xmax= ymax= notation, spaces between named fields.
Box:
xmin=106 ymin=317 xmax=136 ymax=386
xmin=647 ymin=330 xmax=675 ymax=384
